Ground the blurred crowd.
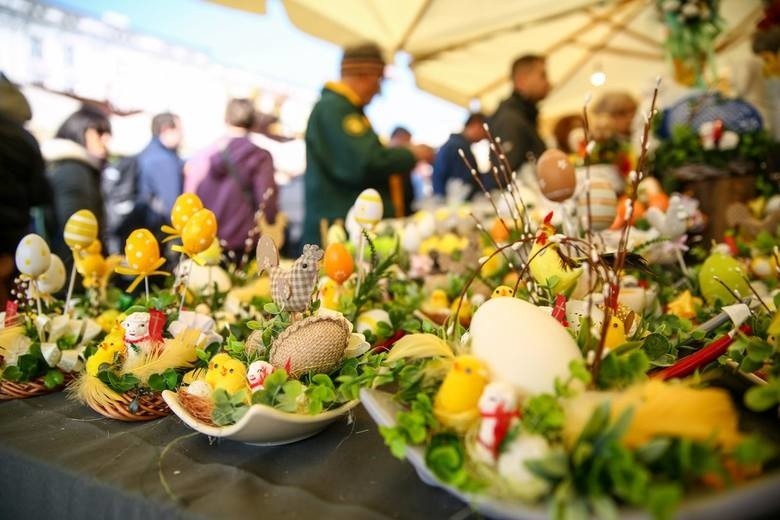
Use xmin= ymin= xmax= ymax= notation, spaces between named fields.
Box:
xmin=0 ymin=42 xmax=644 ymax=304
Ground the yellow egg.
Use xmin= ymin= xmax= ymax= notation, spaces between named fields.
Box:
xmin=124 ymin=229 xmax=161 ymax=272
xmin=171 ymin=193 xmax=204 ymax=231
xmin=15 ymin=233 xmax=51 ymax=277
xmin=181 ymin=209 xmax=217 ymax=255
xmin=354 ymin=189 xmax=383 ymax=227
xmin=64 ymin=210 xmax=98 ymax=250
xmin=194 ymin=238 xmax=222 ymax=266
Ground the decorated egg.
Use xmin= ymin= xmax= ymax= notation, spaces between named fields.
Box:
xmin=323 ymin=242 xmax=354 ymax=284
xmin=400 ymin=223 xmax=421 ymax=253
xmin=471 ymin=297 xmax=583 ymax=396
xmin=577 ymin=175 xmax=617 ymax=231
xmin=64 ymin=210 xmax=98 ymax=250
xmin=353 ymin=189 xmax=383 ymax=228
xmin=537 ymin=149 xmax=576 ymax=202
xmin=124 ymin=229 xmax=161 ymax=272
xmin=171 ymin=193 xmax=204 ymax=231
xmin=15 ymin=233 xmax=51 ymax=277
xmin=355 ymin=308 xmax=391 ymax=335
xmin=194 ymin=238 xmax=222 ymax=266
xmin=698 ymin=253 xmax=751 ymax=305
xmin=181 ymin=209 xmax=217 ymax=255
xmin=37 ymin=254 xmax=66 ymax=294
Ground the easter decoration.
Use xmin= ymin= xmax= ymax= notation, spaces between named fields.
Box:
xmin=163 ymin=235 xmax=391 ymax=444
xmin=114 ymin=228 xmax=170 ymax=299
xmin=62 ymin=210 xmax=99 ymax=313
xmin=352 ymin=188 xmax=383 ymax=295
xmin=359 ymin=81 xmax=780 ymax=519
xmin=69 ymin=305 xmax=206 ymax=421
xmin=1 ymin=233 xmax=102 ymax=399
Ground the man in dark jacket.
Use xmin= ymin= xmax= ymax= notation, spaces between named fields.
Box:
xmin=302 ymin=42 xmax=433 ymax=246
xmin=490 ymin=54 xmax=551 ymax=172
xmin=136 ymin=113 xmax=183 ymax=232
xmin=432 ymin=112 xmax=489 ymax=199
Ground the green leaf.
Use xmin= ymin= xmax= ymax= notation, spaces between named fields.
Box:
xmin=645 ymin=483 xmax=682 ymax=520
xmin=42 ymin=369 xmax=64 ymax=389
xmin=276 ymin=380 xmax=304 ymax=412
xmin=263 ymin=302 xmax=280 ymax=314
xmin=643 ymin=333 xmax=671 ymax=360
xmin=636 ymin=438 xmax=672 ymax=464
xmin=731 ymin=436 xmax=777 ymax=466
xmin=164 ymin=368 xmax=179 ymax=390
xmin=148 ymin=373 xmax=165 ymax=392
xmin=2 ymin=366 xmax=22 ymax=382
xmin=246 ymin=320 xmax=262 ymax=330
xmin=746 ymin=338 xmax=773 ymax=362
xmin=744 ymin=383 xmax=780 ymax=411
xmin=525 ymin=451 xmax=569 ymax=480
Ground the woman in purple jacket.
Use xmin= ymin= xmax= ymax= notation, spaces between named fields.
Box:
xmin=197 ymin=99 xmax=278 ymax=256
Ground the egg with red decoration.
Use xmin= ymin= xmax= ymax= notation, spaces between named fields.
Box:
xmin=124 ymin=229 xmax=161 ymax=272
xmin=536 ymin=149 xmax=576 ymax=202
xmin=171 ymin=193 xmax=204 ymax=232
xmin=15 ymin=233 xmax=51 ymax=277
xmin=181 ymin=208 xmax=217 ymax=255
xmin=323 ymin=242 xmax=354 ymax=284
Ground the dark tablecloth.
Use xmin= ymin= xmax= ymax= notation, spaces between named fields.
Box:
xmin=0 ymin=393 xmax=470 ymax=520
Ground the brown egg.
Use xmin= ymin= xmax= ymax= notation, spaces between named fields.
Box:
xmin=536 ymin=149 xmax=576 ymax=202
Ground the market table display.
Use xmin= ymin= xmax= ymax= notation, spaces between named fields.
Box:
xmin=0 ymin=392 xmax=469 ymax=520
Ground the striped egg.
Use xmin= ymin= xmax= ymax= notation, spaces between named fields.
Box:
xmin=181 ymin=208 xmax=217 ymax=255
xmin=124 ymin=229 xmax=161 ymax=272
xmin=577 ymin=176 xmax=617 ymax=231
xmin=15 ymin=233 xmax=51 ymax=277
xmin=64 ymin=210 xmax=98 ymax=250
xmin=171 ymin=193 xmax=203 ymax=231
xmin=353 ymin=189 xmax=383 ymax=228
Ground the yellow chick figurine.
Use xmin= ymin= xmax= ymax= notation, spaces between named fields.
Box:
xmin=492 ymin=285 xmax=514 ymax=298
xmin=450 ymin=296 xmax=473 ymax=326
xmin=426 ymin=289 xmax=450 ymax=311
xmin=86 ymin=325 xmax=126 ymax=376
xmin=434 ymin=355 xmax=489 ymax=428
xmin=603 ymin=315 xmax=627 ymax=350
xmin=528 ymin=213 xmax=582 ymax=296
xmin=205 ymin=353 xmax=249 ymax=395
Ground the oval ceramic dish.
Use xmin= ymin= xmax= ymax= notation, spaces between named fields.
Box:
xmin=162 ymin=390 xmax=359 ymax=445
xmin=360 ymin=388 xmax=780 ymax=520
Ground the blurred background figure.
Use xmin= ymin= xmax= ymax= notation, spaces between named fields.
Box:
xmin=490 ymin=54 xmax=551 ymax=172
xmin=432 ymin=112 xmax=489 ymax=199
xmin=387 ymin=126 xmax=415 ymax=217
xmin=196 ymin=98 xmax=278 ymax=257
xmin=136 ymin=112 xmax=184 ymax=236
xmin=552 ymin=114 xmax=585 ymax=156
xmin=41 ymin=105 xmax=111 ymax=270
xmin=301 ymin=42 xmax=433 ymax=246
xmin=0 ymin=73 xmax=51 ymax=305
xmin=591 ymin=91 xmax=639 ymax=141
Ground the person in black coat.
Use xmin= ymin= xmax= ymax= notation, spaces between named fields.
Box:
xmin=432 ymin=112 xmax=489 ymax=199
xmin=0 ymin=75 xmax=51 ymax=304
xmin=490 ymin=54 xmax=551 ymax=172
xmin=42 ymin=105 xmax=111 ymax=269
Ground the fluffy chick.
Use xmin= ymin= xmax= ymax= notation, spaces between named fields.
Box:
xmin=434 ymin=355 xmax=489 ymax=418
xmin=205 ymin=353 xmax=249 ymax=395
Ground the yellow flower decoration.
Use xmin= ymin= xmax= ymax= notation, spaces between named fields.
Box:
xmin=115 ymin=229 xmax=170 ymax=292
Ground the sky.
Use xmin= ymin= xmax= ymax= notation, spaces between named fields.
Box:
xmin=45 ymin=0 xmax=467 ymax=144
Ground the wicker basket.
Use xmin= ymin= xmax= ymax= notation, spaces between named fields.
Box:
xmin=0 ymin=373 xmax=74 ymax=400
xmin=270 ymin=314 xmax=351 ymax=378
xmin=87 ymin=390 xmax=170 ymax=422
xmin=177 ymin=390 xmax=216 ymax=426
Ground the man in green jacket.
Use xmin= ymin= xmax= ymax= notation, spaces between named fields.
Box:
xmin=302 ymin=43 xmax=433 ymax=246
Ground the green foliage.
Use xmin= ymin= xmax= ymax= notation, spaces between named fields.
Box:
xmin=98 ymin=366 xmax=140 ymax=393
xmin=380 ymin=393 xmax=437 ymax=459
xmin=425 ymin=433 xmax=483 ymax=491
xmin=641 ymin=334 xmax=678 ymax=367
xmin=42 ymin=369 xmax=65 ymax=389
xmin=744 ymin=379 xmax=780 ymax=412
xmin=194 ymin=341 xmax=221 ymax=368
xmin=212 ymin=388 xmax=250 ymax=426
xmin=522 ymin=394 xmax=565 ymax=438
xmin=148 ymin=368 xmax=181 ymax=392
xmin=305 ymin=374 xmax=336 ymax=414
xmin=1 ymin=343 xmax=47 ymax=382
xmin=596 ymin=350 xmax=649 ymax=390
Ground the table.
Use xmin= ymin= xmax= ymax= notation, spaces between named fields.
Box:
xmin=0 ymin=393 xmax=471 ymax=520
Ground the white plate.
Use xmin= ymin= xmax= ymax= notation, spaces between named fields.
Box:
xmin=360 ymin=388 xmax=780 ymax=520
xmin=163 ymin=390 xmax=359 ymax=446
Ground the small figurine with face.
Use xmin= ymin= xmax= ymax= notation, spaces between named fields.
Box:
xmin=247 ymin=360 xmax=274 ymax=393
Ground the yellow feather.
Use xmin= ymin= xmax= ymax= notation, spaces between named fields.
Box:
xmin=69 ymin=372 xmax=123 ymax=408
xmin=385 ymin=333 xmax=454 ymax=363
xmin=0 ymin=325 xmax=24 ymax=357
xmin=182 ymin=367 xmax=208 ymax=384
xmin=121 ymin=328 xmax=200 ymax=383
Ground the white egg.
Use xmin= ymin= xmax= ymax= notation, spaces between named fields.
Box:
xmin=355 ymin=308 xmax=391 ymax=335
xmin=36 ymin=254 xmax=66 ymax=294
xmin=354 ymin=189 xmax=383 ymax=228
xmin=400 ymin=223 xmax=422 ymax=253
xmin=470 ymin=298 xmax=582 ymax=396
xmin=186 ymin=380 xmax=212 ymax=398
xmin=183 ymin=260 xmax=232 ymax=292
xmin=15 ymin=233 xmax=51 ymax=278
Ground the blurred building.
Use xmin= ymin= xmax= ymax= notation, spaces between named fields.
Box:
xmin=0 ymin=0 xmax=316 ymax=155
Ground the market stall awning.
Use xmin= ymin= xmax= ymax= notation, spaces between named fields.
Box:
xmin=278 ymin=0 xmax=762 ymax=114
